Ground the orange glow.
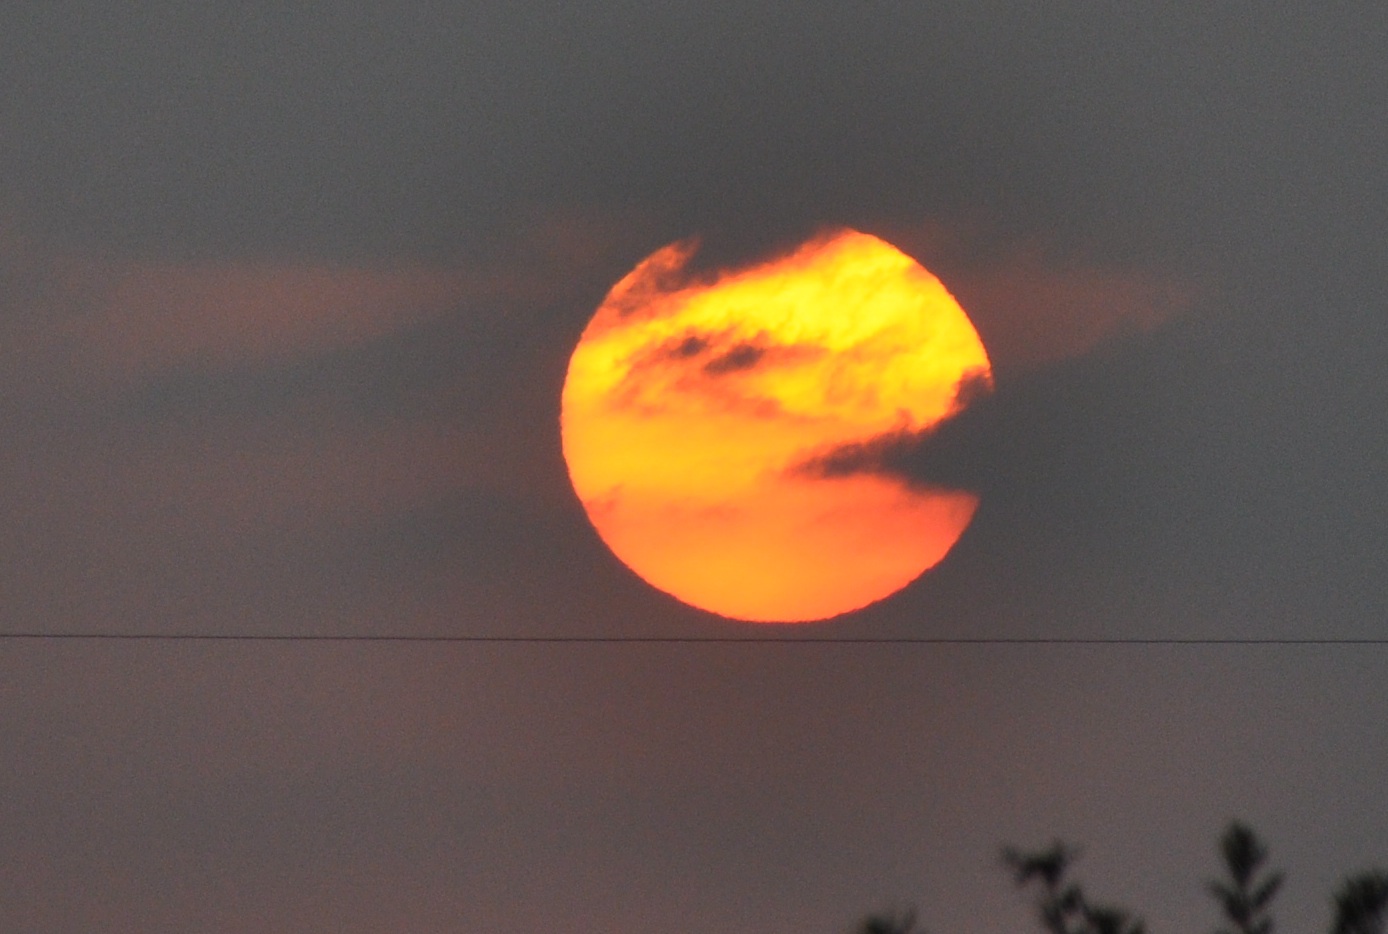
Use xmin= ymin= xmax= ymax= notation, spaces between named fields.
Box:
xmin=561 ymin=229 xmax=992 ymax=622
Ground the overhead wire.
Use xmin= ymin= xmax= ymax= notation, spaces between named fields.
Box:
xmin=0 ymin=633 xmax=1383 ymax=645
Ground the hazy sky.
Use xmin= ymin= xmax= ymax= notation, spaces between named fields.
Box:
xmin=2 ymin=4 xmax=1386 ymax=932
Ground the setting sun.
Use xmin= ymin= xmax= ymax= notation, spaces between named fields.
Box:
xmin=561 ymin=229 xmax=991 ymax=622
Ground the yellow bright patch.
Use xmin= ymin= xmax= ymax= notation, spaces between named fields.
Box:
xmin=562 ymin=229 xmax=991 ymax=622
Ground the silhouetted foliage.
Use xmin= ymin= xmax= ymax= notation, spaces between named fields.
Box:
xmin=1083 ymin=904 xmax=1147 ymax=934
xmin=1004 ymin=842 xmax=1145 ymax=934
xmin=1210 ymin=821 xmax=1284 ymax=934
xmin=858 ymin=907 xmax=921 ymax=934
xmin=1331 ymin=872 xmax=1388 ymax=934
xmin=1004 ymin=842 xmax=1086 ymax=934
xmin=856 ymin=822 xmax=1385 ymax=934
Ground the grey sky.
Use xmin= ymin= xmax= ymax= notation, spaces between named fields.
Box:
xmin=1 ymin=3 xmax=1386 ymax=932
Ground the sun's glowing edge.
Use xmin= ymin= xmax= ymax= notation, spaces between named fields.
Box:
xmin=561 ymin=229 xmax=991 ymax=623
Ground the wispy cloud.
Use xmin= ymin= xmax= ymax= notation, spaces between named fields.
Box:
xmin=881 ymin=221 xmax=1197 ymax=372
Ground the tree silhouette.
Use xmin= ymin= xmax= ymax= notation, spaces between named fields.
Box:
xmin=1331 ymin=872 xmax=1388 ymax=934
xmin=1004 ymin=842 xmax=1086 ymax=934
xmin=1003 ymin=841 xmax=1145 ymax=934
xmin=1209 ymin=821 xmax=1283 ymax=934
xmin=855 ymin=822 xmax=1384 ymax=934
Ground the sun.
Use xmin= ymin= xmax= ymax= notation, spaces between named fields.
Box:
xmin=561 ymin=229 xmax=991 ymax=622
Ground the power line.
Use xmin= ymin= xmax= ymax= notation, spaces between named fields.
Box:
xmin=0 ymin=633 xmax=1384 ymax=645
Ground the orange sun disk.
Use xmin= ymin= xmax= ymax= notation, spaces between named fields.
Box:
xmin=561 ymin=229 xmax=992 ymax=622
